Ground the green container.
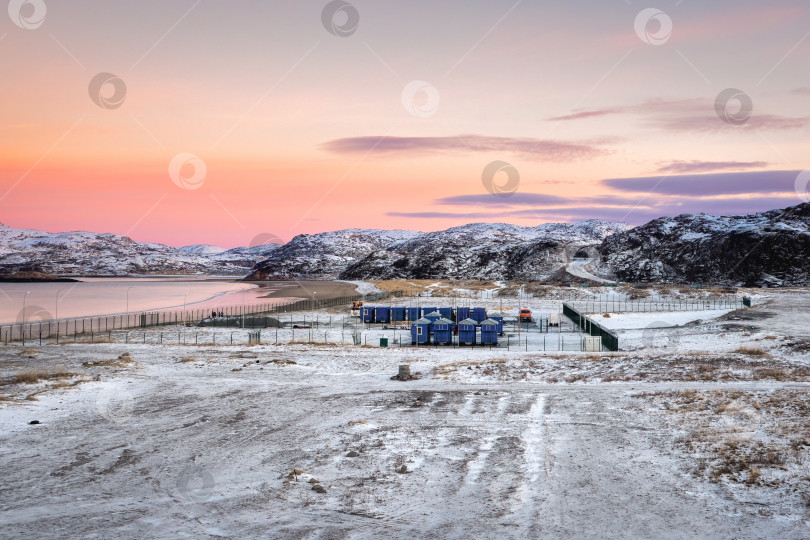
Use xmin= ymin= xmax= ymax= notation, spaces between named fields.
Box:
xmin=380 ymin=337 xmax=389 ymax=347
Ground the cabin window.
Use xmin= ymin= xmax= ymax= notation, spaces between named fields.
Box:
xmin=417 ymin=327 xmax=423 ymax=336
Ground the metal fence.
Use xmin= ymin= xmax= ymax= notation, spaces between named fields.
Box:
xmin=1 ymin=289 xmax=403 ymax=345
xmin=568 ymin=296 xmax=746 ymax=314
xmin=562 ymin=303 xmax=619 ymax=352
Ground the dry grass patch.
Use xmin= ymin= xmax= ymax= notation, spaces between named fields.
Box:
xmin=433 ymin=358 xmax=507 ymax=377
xmin=371 ymin=279 xmax=497 ymax=297
xmin=639 ymin=390 xmax=810 ymax=494
xmin=15 ymin=367 xmax=74 ymax=385
xmin=734 ymin=346 xmax=770 ymax=358
xmin=752 ymin=368 xmax=790 ymax=381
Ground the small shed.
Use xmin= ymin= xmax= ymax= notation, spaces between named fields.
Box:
xmin=423 ymin=310 xmax=442 ymax=324
xmin=410 ymin=318 xmax=431 ymax=344
xmin=458 ymin=318 xmax=478 ymax=345
xmin=362 ymin=307 xmax=375 ymax=323
xmin=374 ymin=306 xmax=391 ymax=323
xmin=406 ymin=307 xmax=420 ymax=321
xmin=432 ymin=317 xmax=454 ymax=345
xmin=439 ymin=307 xmax=453 ymax=321
xmin=391 ymin=307 xmax=406 ymax=323
xmin=422 ymin=307 xmax=439 ymax=318
xmin=488 ymin=312 xmax=505 ymax=335
xmin=480 ymin=319 xmax=499 ymax=345
xmin=456 ymin=307 xmax=471 ymax=321
xmin=472 ymin=307 xmax=487 ymax=323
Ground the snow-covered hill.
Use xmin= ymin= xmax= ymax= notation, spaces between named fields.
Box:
xmin=177 ymin=244 xmax=228 ymax=256
xmin=338 ymin=220 xmax=629 ymax=281
xmin=7 ymin=202 xmax=810 ymax=285
xmin=245 ymin=229 xmax=421 ymax=280
xmin=596 ymin=202 xmax=810 ymax=287
xmin=0 ymin=224 xmax=277 ymax=276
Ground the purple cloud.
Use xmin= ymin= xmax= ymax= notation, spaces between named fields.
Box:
xmin=548 ymin=98 xmax=808 ymax=132
xmin=388 ymin=211 xmax=503 ymax=219
xmin=322 ymin=135 xmax=609 ymax=161
xmin=547 ymin=108 xmax=625 ymax=121
xmin=436 ymin=193 xmax=638 ymax=208
xmin=436 ymin=193 xmax=570 ymax=207
xmin=602 ymin=170 xmax=802 ymax=196
xmin=388 ymin=197 xmax=801 ymax=225
xmin=655 ymin=114 xmax=808 ymax=132
xmin=656 ymin=160 xmax=771 ymax=174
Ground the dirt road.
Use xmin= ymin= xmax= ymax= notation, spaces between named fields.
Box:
xmin=566 ymin=258 xmax=616 ymax=284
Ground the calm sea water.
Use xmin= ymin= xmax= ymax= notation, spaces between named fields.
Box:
xmin=0 ymin=277 xmax=296 ymax=324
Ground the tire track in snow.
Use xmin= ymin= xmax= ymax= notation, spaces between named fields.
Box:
xmin=465 ymin=392 xmax=511 ymax=485
xmin=512 ymin=394 xmax=546 ymax=522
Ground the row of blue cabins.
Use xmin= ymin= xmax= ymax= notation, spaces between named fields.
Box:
xmin=362 ymin=306 xmax=491 ymax=324
xmin=410 ymin=316 xmax=501 ymax=346
xmin=360 ymin=305 xmax=503 ymax=346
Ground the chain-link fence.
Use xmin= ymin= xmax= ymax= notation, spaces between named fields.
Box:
xmin=568 ymin=296 xmax=746 ymax=314
xmin=1 ymin=290 xmax=403 ymax=345
xmin=562 ymin=303 xmax=619 ymax=352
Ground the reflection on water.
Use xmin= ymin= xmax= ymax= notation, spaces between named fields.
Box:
xmin=0 ymin=277 xmax=301 ymax=324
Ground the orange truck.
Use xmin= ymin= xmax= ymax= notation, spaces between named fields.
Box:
xmin=519 ymin=308 xmax=532 ymax=323
xmin=351 ymin=301 xmax=363 ymax=317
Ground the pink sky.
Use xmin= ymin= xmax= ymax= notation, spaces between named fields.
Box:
xmin=1 ymin=0 xmax=808 ymax=247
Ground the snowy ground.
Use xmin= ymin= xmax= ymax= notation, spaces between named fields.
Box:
xmin=1 ymin=286 xmax=809 ymax=538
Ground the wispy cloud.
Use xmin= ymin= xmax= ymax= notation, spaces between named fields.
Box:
xmin=391 ymin=169 xmax=806 ymax=225
xmin=322 ymin=134 xmax=610 ymax=161
xmin=602 ymin=170 xmax=802 ymax=196
xmin=435 ymin=193 xmax=634 ymax=208
xmin=389 ymin=197 xmax=801 ymax=225
xmin=547 ymin=108 xmax=624 ymax=121
xmin=548 ymin=98 xmax=809 ymax=132
xmin=655 ymin=160 xmax=771 ymax=174
xmin=435 ymin=193 xmax=570 ymax=207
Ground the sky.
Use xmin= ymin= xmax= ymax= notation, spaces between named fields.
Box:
xmin=1 ymin=0 xmax=809 ymax=248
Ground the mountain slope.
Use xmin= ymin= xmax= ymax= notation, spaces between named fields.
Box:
xmin=338 ymin=220 xmax=629 ymax=281
xmin=245 ymin=229 xmax=421 ymax=280
xmin=0 ymin=224 xmax=277 ymax=276
xmin=596 ymin=203 xmax=810 ymax=286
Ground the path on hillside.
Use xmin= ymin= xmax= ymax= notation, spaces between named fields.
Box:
xmin=565 ymin=258 xmax=617 ymax=284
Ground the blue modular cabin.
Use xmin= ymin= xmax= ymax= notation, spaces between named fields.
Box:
xmin=488 ymin=313 xmax=505 ymax=334
xmin=362 ymin=306 xmax=375 ymax=323
xmin=480 ymin=319 xmax=499 ymax=345
xmin=432 ymin=317 xmax=454 ymax=345
xmin=456 ymin=307 xmax=471 ymax=321
xmin=458 ymin=318 xmax=478 ymax=345
xmin=422 ymin=307 xmax=439 ymax=318
xmin=439 ymin=307 xmax=453 ymax=321
xmin=391 ymin=307 xmax=406 ymax=323
xmin=410 ymin=318 xmax=431 ymax=344
xmin=374 ymin=306 xmax=391 ymax=323
xmin=423 ymin=310 xmax=442 ymax=324
xmin=471 ymin=307 xmax=487 ymax=323
xmin=406 ymin=307 xmax=420 ymax=321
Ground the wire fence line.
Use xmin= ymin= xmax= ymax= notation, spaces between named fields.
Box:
xmin=568 ymin=296 xmax=748 ymax=314
xmin=1 ymin=290 xmax=402 ymax=345
xmin=8 ymin=325 xmax=605 ymax=352
xmin=562 ymin=303 xmax=619 ymax=352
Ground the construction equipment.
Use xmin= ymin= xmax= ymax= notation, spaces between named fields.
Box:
xmin=350 ymin=300 xmax=363 ymax=317
xmin=519 ymin=308 xmax=532 ymax=323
